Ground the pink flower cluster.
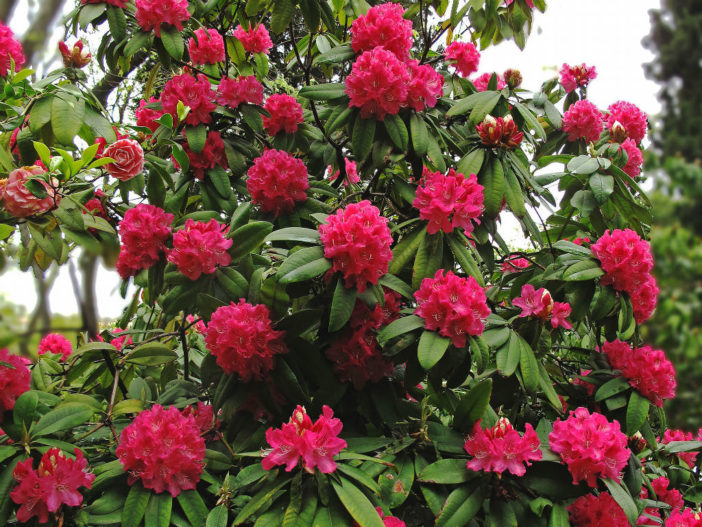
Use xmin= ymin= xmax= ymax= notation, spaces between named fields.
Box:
xmin=205 ymin=300 xmax=288 ymax=381
xmin=638 ymin=476 xmax=684 ymax=525
xmin=135 ymin=0 xmax=190 ymax=37
xmin=246 ymin=149 xmax=309 ymax=216
xmin=350 ymin=3 xmax=413 ymax=60
xmin=406 ymin=59 xmax=445 ymax=112
xmin=262 ymin=94 xmax=304 ymax=136
xmin=327 ymin=159 xmax=360 ymax=187
xmin=513 ymin=284 xmax=572 ymax=329
xmin=167 ymin=219 xmax=232 ymax=280
xmin=618 ymin=137 xmax=644 ymax=178
xmin=662 ymin=429 xmax=699 ymax=468
xmin=116 ymin=405 xmax=205 ymax=496
xmin=1 ymin=166 xmax=59 ymax=218
xmin=0 ymin=348 xmax=30 ymax=418
xmin=10 ymin=448 xmax=94 ymax=523
xmin=262 ymin=405 xmax=347 ymax=474
xmin=0 ymin=22 xmax=25 ymax=77
xmin=104 ymin=138 xmax=145 ymax=181
xmin=161 ymin=73 xmax=216 ymax=126
xmin=413 ymin=167 xmax=484 ymax=235
xmin=188 ymin=28 xmax=224 ymax=65
xmin=444 ymin=41 xmax=480 ymax=77
xmin=116 ymin=204 xmax=173 ymax=279
xmin=233 ymin=24 xmax=273 ymax=55
xmin=549 ymin=407 xmax=630 ymax=487
xmin=181 ymin=402 xmax=221 ymax=441
xmin=606 ymin=101 xmax=648 ymax=144
xmin=177 ymin=130 xmax=227 ymax=180
xmin=501 ymin=256 xmax=530 ymax=274
xmin=591 ymin=229 xmax=658 ymax=323
xmin=562 ymin=99 xmax=604 ymax=143
xmin=38 ymin=333 xmax=73 ymax=361
xmin=463 ymin=418 xmax=542 ymax=476
xmin=665 ymin=509 xmax=702 ymax=527
xmin=318 ymin=200 xmax=393 ymax=292
xmin=136 ymin=97 xmax=165 ymax=132
xmin=476 ymin=115 xmax=524 ymax=148
xmin=602 ymin=339 xmax=676 ymax=407
xmin=559 ymin=63 xmax=597 ymax=93
xmin=217 ymin=75 xmax=264 ymax=108
xmin=567 ymin=492 xmax=628 ymax=527
xmin=326 ymin=291 xmax=400 ymax=389
xmin=472 ymin=73 xmax=506 ymax=92
xmin=414 ymin=269 xmax=490 ymax=347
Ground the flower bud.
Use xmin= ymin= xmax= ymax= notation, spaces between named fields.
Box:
xmin=59 ymin=40 xmax=91 ymax=68
xmin=610 ymin=120 xmax=628 ymax=143
xmin=504 ymin=68 xmax=523 ymax=89
xmin=477 ymin=114 xmax=503 ymax=146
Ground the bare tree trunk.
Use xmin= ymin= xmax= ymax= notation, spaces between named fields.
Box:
xmin=0 ymin=0 xmax=19 ymax=24
xmin=20 ymin=0 xmax=66 ymax=68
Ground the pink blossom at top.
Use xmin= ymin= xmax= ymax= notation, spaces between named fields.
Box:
xmin=233 ymin=24 xmax=273 ymax=55
xmin=350 ymin=3 xmax=413 ymax=60
xmin=665 ymin=509 xmax=702 ymax=527
xmin=559 ymin=63 xmax=597 ymax=93
xmin=262 ymin=405 xmax=347 ymax=474
xmin=0 ymin=348 xmax=30 ymax=419
xmin=0 ymin=22 xmax=25 ymax=77
xmin=472 ymin=73 xmax=506 ymax=92
xmin=217 ymin=75 xmax=264 ymax=108
xmin=513 ymin=284 xmax=553 ymax=319
xmin=188 ymin=28 xmax=225 ymax=65
xmin=247 ymin=149 xmax=309 ymax=216
xmin=58 ymin=40 xmax=91 ymax=68
xmin=551 ymin=302 xmax=572 ymax=329
xmin=262 ymin=94 xmax=304 ymax=136
xmin=562 ymin=99 xmax=604 ymax=143
xmin=413 ymin=167 xmax=484 ymax=235
xmin=116 ymin=204 xmax=174 ymax=279
xmin=501 ymin=256 xmax=530 ymax=274
xmin=345 ymin=47 xmax=410 ymax=121
xmin=318 ymin=200 xmax=393 ymax=292
xmin=662 ymin=429 xmax=698 ymax=468
xmin=327 ymin=159 xmax=360 ymax=187
xmin=606 ymin=101 xmax=648 ymax=144
xmin=205 ymin=300 xmax=288 ymax=381
xmin=1 ymin=166 xmax=59 ymax=218
xmin=444 ymin=41 xmax=481 ymax=77
xmin=567 ymin=492 xmax=628 ymax=527
xmin=638 ymin=476 xmax=684 ymax=525
xmin=161 ymin=73 xmax=216 ymax=126
xmin=135 ymin=0 xmax=191 ymax=37
xmin=116 ymin=405 xmax=205 ymax=496
xmin=414 ymin=269 xmax=491 ymax=347
xmin=463 ymin=418 xmax=542 ymax=476
xmin=405 ymin=60 xmax=445 ymax=112
xmin=136 ymin=97 xmax=165 ymax=133
xmin=618 ymin=137 xmax=644 ymax=178
xmin=10 ymin=448 xmax=94 ymax=524
xmin=167 ymin=219 xmax=232 ymax=280
xmin=38 ymin=333 xmax=73 ymax=361
xmin=104 ymin=139 xmax=145 ymax=181
xmin=176 ymin=130 xmax=227 ymax=180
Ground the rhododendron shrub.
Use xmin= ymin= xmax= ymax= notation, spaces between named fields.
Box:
xmin=0 ymin=0 xmax=699 ymax=526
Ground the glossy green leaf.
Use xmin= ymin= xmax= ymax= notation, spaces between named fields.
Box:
xmin=331 ymin=477 xmax=385 ymax=527
xmin=626 ymin=391 xmax=650 ymax=435
xmin=122 ymin=483 xmax=150 ymax=527
xmin=329 ymin=280 xmax=357 ymax=332
xmin=384 ymin=114 xmax=409 ymax=151
xmin=352 ymin=116 xmax=376 ymax=162
xmin=418 ymin=458 xmax=472 ymax=484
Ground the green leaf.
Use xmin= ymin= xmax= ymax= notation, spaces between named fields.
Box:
xmin=503 ymin=166 xmax=526 ymax=217
xmin=122 ymin=483 xmax=150 ymax=527
xmin=589 ymin=173 xmax=615 ymax=204
xmin=270 ymin=0 xmax=296 ymax=33
xmin=595 ymin=377 xmax=631 ymax=402
xmin=378 ymin=274 xmax=414 ymax=299
xmin=436 ymin=485 xmax=485 ymax=527
xmin=335 ymin=464 xmax=381 ymax=494
xmin=519 ymin=339 xmax=539 ymax=392
xmin=106 ymin=6 xmax=127 ymax=41
xmin=418 ymin=458 xmax=472 ymax=484
xmin=145 ymin=493 xmax=172 ymax=527
xmin=352 ymin=116 xmax=376 ymax=162
xmin=602 ymin=478 xmax=638 ymax=526
xmin=264 ymin=227 xmax=321 ymax=244
xmin=177 ymin=490 xmax=208 ymax=527
xmin=29 ymin=96 xmax=53 ymax=134
xmin=417 ymin=330 xmax=451 ymax=370
xmin=185 ymin=125 xmax=207 ymax=154
xmin=125 ymin=342 xmax=177 ymax=366
xmin=216 ymin=267 xmax=249 ymax=299
xmin=298 ymin=83 xmax=347 ymax=100
xmin=33 ymin=141 xmax=51 ymax=167
xmin=229 ymin=221 xmax=274 ymax=259
xmin=454 ymin=379 xmax=492 ymax=432
xmin=618 ymin=295 xmax=636 ymax=340
xmin=513 ymin=101 xmax=546 ymax=139
xmin=234 ymin=476 xmax=292 ymax=525
xmin=13 ymin=390 xmax=39 ymax=428
xmin=389 ymin=226 xmax=425 ymax=275
xmin=470 ymin=92 xmax=502 ymax=125
xmin=457 ymin=149 xmax=485 ymax=176
xmin=331 ymin=477 xmax=385 ymax=527
xmin=314 ymin=44 xmax=355 ymax=65
xmin=206 ymin=505 xmax=229 ymax=527
xmin=626 ymin=391 xmax=650 ymax=435
xmin=377 ymin=315 xmax=425 ymax=345
xmin=0 ymin=456 xmax=22 ymax=525
xmin=0 ymin=224 xmax=14 ymax=241
xmin=51 ymin=95 xmax=85 ymax=145
xmin=112 ymin=399 xmax=144 ymax=416
xmin=481 ymin=157 xmax=506 ymax=218
xmin=496 ymin=332 xmax=521 ymax=376
xmin=410 ymin=113 xmax=429 ymax=156
xmin=446 ymin=233 xmax=484 ymax=285
xmin=161 ymin=25 xmax=184 ymax=59
xmin=329 ymin=280 xmax=357 ymax=332
xmin=384 ymin=114 xmax=408 ymax=151
xmin=277 ymin=246 xmax=331 ymax=283
xmin=31 ymin=404 xmax=94 ymax=437
xmin=208 ymin=165 xmax=233 ymax=199
xmin=412 ymin=231 xmax=443 ymax=289
xmin=552 ymin=240 xmax=592 ymax=257
xmin=567 ymin=155 xmax=599 ymax=175
xmin=562 ymin=259 xmax=604 ymax=281
xmin=548 ymin=503 xmax=569 ymax=527
xmin=447 ymin=90 xmax=499 ymax=118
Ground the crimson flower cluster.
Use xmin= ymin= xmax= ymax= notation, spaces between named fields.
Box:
xmin=116 ymin=204 xmax=173 ymax=279
xmin=665 ymin=509 xmax=702 ymax=527
xmin=262 ymin=94 xmax=304 ymax=136
xmin=181 ymin=402 xmax=221 ymax=441
xmin=167 ymin=219 xmax=232 ymax=280
xmin=1 ymin=166 xmax=59 ymax=218
xmin=638 ymin=476 xmax=684 ymax=525
xmin=476 ymin=114 xmax=524 ymax=148
xmin=0 ymin=21 xmax=25 ymax=77
xmin=414 ymin=269 xmax=490 ymax=347
xmin=188 ymin=28 xmax=225 ymax=65
xmin=0 ymin=347 xmax=30 ymax=417
xmin=262 ymin=405 xmax=347 ymax=474
xmin=135 ymin=97 xmax=165 ymax=132
xmin=135 ymin=0 xmax=190 ymax=37
xmin=217 ymin=75 xmax=264 ymax=108
xmin=177 ymin=130 xmax=227 ymax=180
xmin=501 ymin=256 xmax=530 ymax=274
xmin=349 ymin=2 xmax=413 ymax=60
xmin=318 ymin=200 xmax=393 ymax=292
xmin=161 ymin=73 xmax=216 ymax=126
xmin=567 ymin=492 xmax=628 ymax=527
xmin=444 ymin=41 xmax=481 ymax=77
xmin=463 ymin=418 xmax=542 ymax=476
xmin=606 ymin=100 xmax=648 ymax=144
xmin=562 ymin=99 xmax=604 ymax=143
xmin=373 ymin=507 xmax=405 ymax=527
xmin=233 ymin=24 xmax=273 ymax=55
xmin=38 ymin=333 xmax=73 ymax=361
xmin=559 ymin=63 xmax=597 ymax=93
xmin=246 ymin=149 xmax=309 ymax=216
xmin=513 ymin=284 xmax=572 ymax=329
xmin=413 ymin=167 xmax=484 ymax=235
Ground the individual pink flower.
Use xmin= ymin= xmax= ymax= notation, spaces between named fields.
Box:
xmin=476 ymin=114 xmax=524 ymax=149
xmin=631 ymin=275 xmax=659 ymax=324
xmin=318 ymin=200 xmax=393 ymax=292
xmin=186 ymin=315 xmax=207 ymax=334
xmin=217 ymin=75 xmax=264 ymax=108
xmin=0 ymin=348 xmax=30 ymax=419
xmin=559 ymin=63 xmax=597 ymax=93
xmin=181 ymin=402 xmax=221 ymax=440
xmin=404 ymin=60 xmax=444 ymax=112
xmin=94 ymin=128 xmax=130 ymax=158
xmin=464 ymin=418 xmax=542 ymax=476
xmin=549 ymin=407 xmax=630 ymax=487
xmin=10 ymin=448 xmax=94 ymax=524
xmin=606 ymin=101 xmax=648 ymax=144
xmin=247 ymin=149 xmax=309 ymax=216
xmin=205 ymin=300 xmax=288 ymax=381
xmin=327 ymin=159 xmax=360 ymax=187
xmin=109 ymin=328 xmax=133 ymax=352
xmin=665 ymin=509 xmax=702 ymax=527
xmin=262 ymin=405 xmax=347 ymax=474
xmin=472 ymin=73 xmax=506 ymax=92
xmin=233 ymin=24 xmax=273 ymax=55
xmin=58 ymin=40 xmax=91 ymax=68
xmin=562 ymin=99 xmax=604 ymax=143
xmin=414 ymin=269 xmax=491 ymax=347
xmin=161 ymin=73 xmax=216 ymax=126
xmin=413 ymin=167 xmax=484 ymax=235
xmin=188 ymin=28 xmax=224 ymax=65
xmin=135 ymin=97 xmax=164 ymax=133
xmin=662 ymin=429 xmax=698 ymax=468
xmin=501 ymin=256 xmax=530 ymax=273
xmin=444 ymin=41 xmax=480 ymax=77
xmin=1 ymin=165 xmax=59 ymax=217
xmin=345 ymin=48 xmax=410 ymax=120
xmin=116 ymin=405 xmax=205 ymax=496
xmin=176 ymin=130 xmax=227 ymax=180
xmin=116 ymin=204 xmax=173 ymax=279
xmin=0 ymin=22 xmax=25 ymax=77
xmin=349 ymin=2 xmax=413 ymax=60
xmin=38 ymin=333 xmax=73 ymax=361
xmin=167 ymin=219 xmax=232 ymax=280
xmin=513 ymin=284 xmax=553 ymax=319
xmin=567 ymin=492 xmax=628 ymax=527
xmin=550 ymin=302 xmax=572 ymax=329
xmin=262 ymin=94 xmax=304 ymax=136
xmin=619 ymin=138 xmax=644 ymax=178
xmin=104 ymin=139 xmax=145 ymax=181
xmin=135 ymin=0 xmax=190 ymax=37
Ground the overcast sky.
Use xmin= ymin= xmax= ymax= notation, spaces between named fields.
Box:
xmin=0 ymin=0 xmax=663 ymax=319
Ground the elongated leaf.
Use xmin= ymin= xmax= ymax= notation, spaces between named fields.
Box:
xmin=352 ymin=116 xmax=376 ymax=162
xmin=446 ymin=233 xmax=484 ymax=285
xmin=470 ymin=92 xmax=501 ymax=125
xmin=329 ymin=280 xmax=357 ymax=332
xmin=264 ymin=227 xmax=321 ymax=244
xmin=603 ymin=479 xmax=638 ymax=526
xmin=177 ymin=489 xmax=208 ymax=527
xmin=595 ymin=377 xmax=631 ymax=402
xmin=548 ymin=503 xmax=569 ymax=527
xmin=503 ymin=166 xmax=526 ymax=217
xmin=271 ymin=0 xmax=296 ymax=32
xmin=410 ymin=113 xmax=429 ymax=156
xmin=277 ymin=251 xmax=331 ymax=284
xmin=384 ymin=114 xmax=408 ymax=151
xmin=519 ymin=340 xmax=540 ymax=393
xmin=417 ymin=330 xmax=450 ymax=370
xmin=234 ymin=476 xmax=292 ymax=525
xmin=299 ymin=83 xmax=347 ymax=100
xmin=206 ymin=505 xmax=229 ymax=527
xmin=418 ymin=459 xmax=471 ymax=484
xmin=51 ymin=95 xmax=84 ymax=145
xmin=0 ymin=456 xmax=22 ymax=524
xmin=122 ymin=483 xmax=150 ymax=527
xmin=185 ymin=125 xmax=207 ymax=154
xmin=436 ymin=485 xmax=485 ymax=527
xmin=447 ymin=90 xmax=499 ymax=118
xmin=567 ymin=156 xmax=599 ymax=175
xmin=562 ymin=259 xmax=604 ymax=281
xmin=32 ymin=404 xmax=94 ymax=436
xmin=481 ymin=157 xmax=505 ymax=218
xmin=332 ymin=477 xmax=385 ymax=527
xmin=497 ymin=333 xmax=521 ymax=376
xmin=126 ymin=343 xmax=177 ymax=366
xmin=229 ymin=221 xmax=274 ymax=259
xmin=626 ymin=391 xmax=650 ymax=435
xmin=589 ymin=173 xmax=614 ymax=204
xmin=161 ymin=26 xmax=184 ymax=59
xmin=513 ymin=101 xmax=546 ymax=139
xmin=314 ymin=44 xmax=355 ymax=65
xmin=457 ymin=148 xmax=485 ymax=176
xmin=454 ymin=379 xmax=492 ymax=432
xmin=412 ymin=231 xmax=443 ymax=289
xmin=389 ymin=227 xmax=425 ymax=275
xmin=377 ymin=315 xmax=425 ymax=345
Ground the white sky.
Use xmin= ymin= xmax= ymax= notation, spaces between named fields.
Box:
xmin=0 ymin=0 xmax=663 ymax=319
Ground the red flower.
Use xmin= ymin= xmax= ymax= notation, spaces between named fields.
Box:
xmin=349 ymin=2 xmax=413 ymax=60
xmin=414 ymin=269 xmax=491 ymax=347
xmin=181 ymin=402 xmax=221 ymax=440
xmin=217 ymin=75 xmax=264 ymax=108
xmin=58 ymin=40 xmax=91 ymax=68
xmin=136 ymin=97 xmax=165 ymax=133
xmin=573 ymin=369 xmax=596 ymax=396
xmin=176 ymin=130 xmax=227 ymax=180
xmin=562 ymin=99 xmax=604 ymax=143
xmin=619 ymin=138 xmax=644 ymax=178
xmin=205 ymin=300 xmax=288 ymax=381
xmin=476 ymin=114 xmax=524 ymax=148
xmin=233 ymin=24 xmax=273 ymax=55
xmin=501 ymin=256 xmax=530 ymax=273
xmin=116 ymin=405 xmax=205 ymax=496
xmin=104 ymin=138 xmax=145 ymax=181
xmin=38 ymin=333 xmax=73 ymax=361
xmin=262 ymin=94 xmax=304 ymax=136
xmin=638 ymin=476 xmax=684 ymax=525
xmin=559 ymin=63 xmax=597 ymax=93
xmin=472 ymin=72 xmax=506 ymax=92
xmin=0 ymin=348 xmax=30 ymax=420
xmin=375 ymin=507 xmax=406 ymax=527
xmin=1 ymin=166 xmax=59 ymax=218
xmin=606 ymin=101 xmax=648 ymax=144
xmin=318 ymin=200 xmax=393 ymax=292
xmin=188 ymin=28 xmax=225 ymax=65
xmin=162 ymin=73 xmax=216 ymax=126
xmin=444 ymin=41 xmax=481 ymax=77
xmin=665 ymin=509 xmax=702 ymax=527
xmin=327 ymin=159 xmax=360 ymax=187
xmin=551 ymin=302 xmax=572 ymax=329
xmin=513 ymin=284 xmax=553 ymax=319
xmin=631 ymin=275 xmax=659 ymax=324
xmin=135 ymin=0 xmax=190 ymax=37
xmin=167 ymin=219 xmax=232 ymax=280
xmin=247 ymin=149 xmax=309 ymax=216
xmin=405 ymin=60 xmax=444 ymax=112
xmin=0 ymin=22 xmax=25 ymax=77
xmin=567 ymin=492 xmax=628 ymax=527
xmin=116 ymin=204 xmax=173 ymax=279
xmin=464 ymin=418 xmax=542 ymax=476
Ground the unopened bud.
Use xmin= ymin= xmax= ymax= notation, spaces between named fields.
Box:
xmin=59 ymin=40 xmax=91 ymax=69
xmin=610 ymin=120 xmax=628 ymax=143
xmin=504 ymin=68 xmax=523 ymax=89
